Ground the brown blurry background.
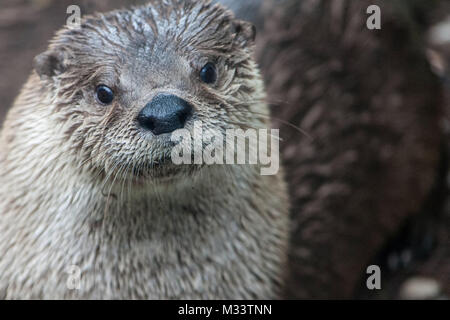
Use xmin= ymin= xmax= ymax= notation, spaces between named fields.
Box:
xmin=0 ymin=0 xmax=150 ymax=122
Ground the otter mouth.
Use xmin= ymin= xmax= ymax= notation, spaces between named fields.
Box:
xmin=132 ymin=157 xmax=172 ymax=174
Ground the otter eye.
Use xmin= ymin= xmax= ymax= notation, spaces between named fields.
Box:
xmin=200 ymin=63 xmax=217 ymax=84
xmin=96 ymin=85 xmax=114 ymax=105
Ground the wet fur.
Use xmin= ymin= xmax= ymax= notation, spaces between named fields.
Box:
xmin=0 ymin=0 xmax=289 ymax=299
xmin=256 ymin=0 xmax=443 ymax=298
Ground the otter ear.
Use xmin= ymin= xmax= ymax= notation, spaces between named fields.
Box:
xmin=33 ymin=50 xmax=67 ymax=79
xmin=232 ymin=19 xmax=256 ymax=48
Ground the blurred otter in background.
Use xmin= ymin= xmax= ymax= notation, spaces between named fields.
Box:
xmin=217 ymin=0 xmax=447 ymax=298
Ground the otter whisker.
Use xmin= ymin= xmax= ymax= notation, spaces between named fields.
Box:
xmin=226 ymin=108 xmax=315 ymax=142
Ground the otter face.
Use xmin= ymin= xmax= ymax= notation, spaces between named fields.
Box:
xmin=33 ymin=0 xmax=264 ymax=183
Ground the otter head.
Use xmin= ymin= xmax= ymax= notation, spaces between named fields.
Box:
xmin=32 ymin=0 xmax=264 ymax=184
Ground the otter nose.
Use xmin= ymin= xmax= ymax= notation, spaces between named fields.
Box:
xmin=137 ymin=94 xmax=193 ymax=135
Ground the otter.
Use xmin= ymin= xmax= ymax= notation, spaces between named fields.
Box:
xmin=255 ymin=0 xmax=443 ymax=299
xmin=0 ymin=0 xmax=289 ymax=299
xmin=217 ymin=0 xmax=444 ymax=298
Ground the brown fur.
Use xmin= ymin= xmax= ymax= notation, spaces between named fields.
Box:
xmin=0 ymin=0 xmax=289 ymax=299
xmin=252 ymin=0 xmax=443 ymax=298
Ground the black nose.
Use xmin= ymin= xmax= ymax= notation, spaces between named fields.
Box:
xmin=137 ymin=94 xmax=193 ymax=135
